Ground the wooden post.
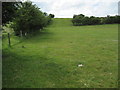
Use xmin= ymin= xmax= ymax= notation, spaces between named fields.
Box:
xmin=8 ymin=33 xmax=11 ymax=47
xmin=20 ymin=30 xmax=22 ymax=37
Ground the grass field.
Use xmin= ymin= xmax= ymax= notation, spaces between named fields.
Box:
xmin=2 ymin=18 xmax=118 ymax=88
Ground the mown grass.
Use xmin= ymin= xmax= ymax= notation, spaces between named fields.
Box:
xmin=2 ymin=18 xmax=118 ymax=88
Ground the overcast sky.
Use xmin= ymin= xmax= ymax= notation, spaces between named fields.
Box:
xmin=30 ymin=0 xmax=119 ymax=18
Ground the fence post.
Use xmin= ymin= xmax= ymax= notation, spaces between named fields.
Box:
xmin=20 ymin=30 xmax=22 ymax=37
xmin=8 ymin=33 xmax=11 ymax=47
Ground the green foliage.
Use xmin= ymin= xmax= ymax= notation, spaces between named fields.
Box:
xmin=49 ymin=14 xmax=55 ymax=18
xmin=72 ymin=14 xmax=120 ymax=26
xmin=72 ymin=15 xmax=101 ymax=26
xmin=11 ymin=1 xmax=52 ymax=36
xmin=3 ymin=18 xmax=118 ymax=88
xmin=104 ymin=15 xmax=120 ymax=24
xmin=2 ymin=2 xmax=21 ymax=25
xmin=2 ymin=22 xmax=14 ymax=33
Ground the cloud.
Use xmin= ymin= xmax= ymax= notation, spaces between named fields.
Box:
xmin=31 ymin=0 xmax=119 ymax=18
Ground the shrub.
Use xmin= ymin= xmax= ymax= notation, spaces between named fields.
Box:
xmin=11 ymin=1 xmax=53 ymax=36
xmin=72 ymin=14 xmax=120 ymax=26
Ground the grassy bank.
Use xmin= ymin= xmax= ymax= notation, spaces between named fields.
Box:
xmin=3 ymin=18 xmax=118 ymax=88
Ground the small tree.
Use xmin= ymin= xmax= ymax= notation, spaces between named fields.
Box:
xmin=11 ymin=1 xmax=52 ymax=36
xmin=49 ymin=14 xmax=55 ymax=18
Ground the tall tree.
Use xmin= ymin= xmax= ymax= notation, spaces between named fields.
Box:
xmin=2 ymin=2 xmax=21 ymax=25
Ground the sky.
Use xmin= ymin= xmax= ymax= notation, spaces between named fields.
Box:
xmin=29 ymin=0 xmax=119 ymax=18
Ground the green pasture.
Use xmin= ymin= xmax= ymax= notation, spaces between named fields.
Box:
xmin=2 ymin=18 xmax=118 ymax=88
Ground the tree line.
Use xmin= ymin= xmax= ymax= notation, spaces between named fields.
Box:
xmin=2 ymin=1 xmax=55 ymax=37
xmin=72 ymin=14 xmax=120 ymax=26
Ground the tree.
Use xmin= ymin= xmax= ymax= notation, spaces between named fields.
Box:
xmin=89 ymin=16 xmax=101 ymax=25
xmin=44 ymin=12 xmax=48 ymax=16
xmin=72 ymin=14 xmax=85 ymax=26
xmin=2 ymin=2 xmax=21 ymax=25
xmin=78 ymin=14 xmax=85 ymax=18
xmin=73 ymin=14 xmax=77 ymax=18
xmin=104 ymin=15 xmax=120 ymax=24
xmin=49 ymin=14 xmax=55 ymax=18
xmin=82 ymin=16 xmax=90 ymax=25
xmin=72 ymin=14 xmax=119 ymax=26
xmin=11 ymin=1 xmax=52 ymax=36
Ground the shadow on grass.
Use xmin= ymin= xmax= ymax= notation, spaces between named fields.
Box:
xmin=2 ymin=49 xmax=68 ymax=88
xmin=3 ymin=29 xmax=55 ymax=49
xmin=22 ymin=30 xmax=56 ymax=43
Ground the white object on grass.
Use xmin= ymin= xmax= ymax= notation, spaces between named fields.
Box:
xmin=78 ymin=64 xmax=83 ymax=67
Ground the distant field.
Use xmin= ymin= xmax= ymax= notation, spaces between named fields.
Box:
xmin=3 ymin=18 xmax=118 ymax=88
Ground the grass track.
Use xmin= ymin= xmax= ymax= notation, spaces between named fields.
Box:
xmin=3 ymin=18 xmax=118 ymax=88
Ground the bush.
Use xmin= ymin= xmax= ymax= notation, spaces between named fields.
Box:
xmin=11 ymin=1 xmax=53 ymax=36
xmin=72 ymin=14 xmax=120 ymax=26
xmin=104 ymin=15 xmax=120 ymax=24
